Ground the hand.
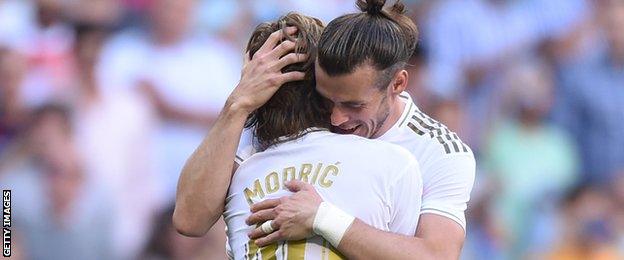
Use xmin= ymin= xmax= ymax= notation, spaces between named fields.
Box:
xmin=246 ymin=180 xmax=323 ymax=247
xmin=227 ymin=27 xmax=309 ymax=114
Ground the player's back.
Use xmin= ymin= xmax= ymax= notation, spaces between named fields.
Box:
xmin=224 ymin=129 xmax=422 ymax=260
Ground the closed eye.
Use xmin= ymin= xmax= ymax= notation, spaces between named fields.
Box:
xmin=342 ymin=102 xmax=365 ymax=109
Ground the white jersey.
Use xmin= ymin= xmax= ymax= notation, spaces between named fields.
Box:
xmin=237 ymin=92 xmax=475 ymax=231
xmin=226 ymin=129 xmax=423 ymax=260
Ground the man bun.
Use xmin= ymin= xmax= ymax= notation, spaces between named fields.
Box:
xmin=356 ymin=0 xmax=385 ymax=15
xmin=356 ymin=0 xmax=407 ymax=17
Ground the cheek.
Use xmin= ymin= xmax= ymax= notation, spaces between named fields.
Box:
xmin=351 ymin=110 xmax=375 ymax=125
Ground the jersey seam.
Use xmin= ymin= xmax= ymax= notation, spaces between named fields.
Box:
xmin=420 ymin=207 xmax=466 ymax=231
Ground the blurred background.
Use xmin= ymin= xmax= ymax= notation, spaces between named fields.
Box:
xmin=0 ymin=0 xmax=622 ymax=259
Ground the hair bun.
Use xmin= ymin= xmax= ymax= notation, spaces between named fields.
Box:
xmin=356 ymin=0 xmax=386 ymax=15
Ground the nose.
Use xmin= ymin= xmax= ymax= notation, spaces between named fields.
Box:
xmin=330 ymin=106 xmax=349 ymax=126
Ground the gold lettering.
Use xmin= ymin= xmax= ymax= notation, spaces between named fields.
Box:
xmin=319 ymin=165 xmax=339 ymax=188
xmin=265 ymin=172 xmax=280 ymax=194
xmin=322 ymin=238 xmax=346 ymax=259
xmin=298 ymin=163 xmax=312 ymax=183
xmin=243 ymin=179 xmax=265 ymax=205
xmin=282 ymin=167 xmax=296 ymax=189
xmin=286 ymin=239 xmax=307 ymax=259
xmin=260 ymin=243 xmax=278 ymax=259
xmin=310 ymin=163 xmax=323 ymax=185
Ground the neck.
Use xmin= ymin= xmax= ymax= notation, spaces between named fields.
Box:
xmin=371 ymin=96 xmax=406 ymax=138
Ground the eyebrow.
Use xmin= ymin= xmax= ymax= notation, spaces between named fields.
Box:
xmin=340 ymin=101 xmax=365 ymax=106
xmin=315 ymin=85 xmax=368 ymax=105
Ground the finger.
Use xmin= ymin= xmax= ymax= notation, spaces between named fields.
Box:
xmin=255 ymin=27 xmax=298 ymax=57
xmin=275 ymin=71 xmax=306 ymax=86
xmin=248 ymin=220 xmax=279 ymax=240
xmin=285 ymin=180 xmax=310 ymax=192
xmin=250 ymin=198 xmax=281 ymax=213
xmin=255 ymin=231 xmax=283 ymax=247
xmin=268 ymin=40 xmax=297 ymax=60
xmin=245 ymin=208 xmax=276 ymax=225
xmin=248 ymin=226 xmax=268 ymax=240
xmin=274 ymin=53 xmax=309 ymax=70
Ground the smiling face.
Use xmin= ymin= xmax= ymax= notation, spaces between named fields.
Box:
xmin=315 ymin=62 xmax=406 ymax=139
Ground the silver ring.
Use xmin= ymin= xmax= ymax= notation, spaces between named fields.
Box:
xmin=260 ymin=220 xmax=274 ymax=234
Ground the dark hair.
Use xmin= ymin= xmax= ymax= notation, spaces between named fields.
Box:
xmin=244 ymin=13 xmax=331 ymax=151
xmin=318 ymin=0 xmax=418 ymax=89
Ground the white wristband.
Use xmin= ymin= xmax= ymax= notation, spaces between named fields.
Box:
xmin=313 ymin=201 xmax=355 ymax=248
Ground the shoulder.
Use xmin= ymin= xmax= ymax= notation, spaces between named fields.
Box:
xmin=235 ymin=127 xmax=257 ymax=164
xmin=329 ymin=133 xmax=419 ymax=169
xmin=392 ymin=107 xmax=473 ymax=161
xmin=388 ymin=106 xmax=475 ymax=181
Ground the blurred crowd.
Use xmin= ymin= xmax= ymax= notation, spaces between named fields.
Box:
xmin=0 ymin=0 xmax=623 ymax=259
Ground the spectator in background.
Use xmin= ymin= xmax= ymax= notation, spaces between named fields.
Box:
xmin=14 ymin=0 xmax=75 ymax=107
xmin=0 ymin=0 xmax=34 ymax=47
xmin=461 ymin=183 xmax=505 ymax=260
xmin=544 ymin=184 xmax=622 ymax=259
xmin=0 ymin=0 xmax=621 ymax=258
xmin=98 ymin=0 xmax=240 ymax=202
xmin=64 ymin=0 xmax=123 ymax=27
xmin=0 ymin=48 xmax=29 ymax=154
xmin=554 ymin=0 xmax=624 ymax=184
xmin=423 ymin=0 xmax=589 ymax=151
xmin=0 ymin=104 xmax=113 ymax=260
xmin=611 ymin=173 xmax=624 ymax=253
xmin=423 ymin=0 xmax=530 ymax=151
xmin=403 ymin=45 xmax=468 ymax=137
xmin=141 ymin=206 xmax=223 ymax=260
xmin=71 ymin=23 xmax=158 ymax=260
xmin=425 ymin=0 xmax=588 ymax=98
xmin=97 ymin=0 xmax=240 ymax=257
xmin=484 ymin=60 xmax=579 ymax=258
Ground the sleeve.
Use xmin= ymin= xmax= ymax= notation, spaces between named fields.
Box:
xmin=235 ymin=127 xmax=257 ymax=164
xmin=388 ymin=158 xmax=423 ymax=236
xmin=419 ymin=153 xmax=475 ymax=232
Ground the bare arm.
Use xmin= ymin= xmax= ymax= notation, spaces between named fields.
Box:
xmin=172 ymin=103 xmax=248 ymax=237
xmin=337 ymin=214 xmax=465 ymax=260
xmin=173 ymin=26 xmax=309 ymax=237
xmin=248 ymin=185 xmax=465 ymax=260
xmin=336 ymin=155 xmax=471 ymax=260
xmin=249 ymin=180 xmax=465 ymax=259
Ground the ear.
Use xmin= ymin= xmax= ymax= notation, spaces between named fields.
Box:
xmin=390 ymin=70 xmax=408 ymax=95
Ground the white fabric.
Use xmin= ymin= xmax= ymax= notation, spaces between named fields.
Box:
xmin=377 ymin=93 xmax=475 ymax=231
xmin=313 ymin=201 xmax=355 ymax=248
xmin=225 ymin=130 xmax=422 ymax=259
xmin=236 ymin=92 xmax=475 ymax=232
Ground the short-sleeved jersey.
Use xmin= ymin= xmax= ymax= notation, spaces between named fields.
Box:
xmin=236 ymin=93 xmax=475 ymax=231
xmin=225 ymin=129 xmax=423 ymax=260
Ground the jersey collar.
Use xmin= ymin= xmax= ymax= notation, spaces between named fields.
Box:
xmin=377 ymin=92 xmax=415 ymax=140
